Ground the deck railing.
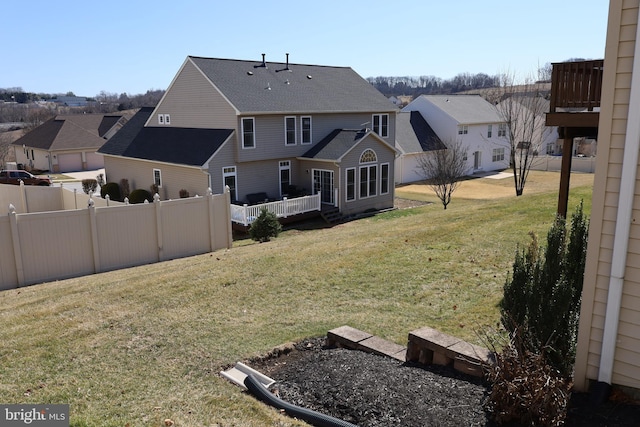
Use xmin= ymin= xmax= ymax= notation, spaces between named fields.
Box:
xmin=230 ymin=193 xmax=321 ymax=226
xmin=549 ymin=60 xmax=604 ymax=112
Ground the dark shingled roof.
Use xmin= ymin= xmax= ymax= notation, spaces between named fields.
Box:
xmin=189 ymin=56 xmax=398 ymax=114
xmin=396 ymin=111 xmax=446 ymax=154
xmin=301 ymin=129 xmax=382 ymax=161
xmin=13 ymin=113 xmax=123 ymax=151
xmin=99 ymin=107 xmax=233 ymax=167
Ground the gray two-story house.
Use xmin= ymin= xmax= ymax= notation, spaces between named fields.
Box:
xmin=99 ymin=54 xmax=398 ymax=217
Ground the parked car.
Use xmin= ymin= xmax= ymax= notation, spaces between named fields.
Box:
xmin=0 ymin=170 xmax=52 ymax=186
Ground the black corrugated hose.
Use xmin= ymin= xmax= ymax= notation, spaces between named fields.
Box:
xmin=243 ymin=374 xmax=359 ymax=427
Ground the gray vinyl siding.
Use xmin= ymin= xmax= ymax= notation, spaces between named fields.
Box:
xmin=339 ymin=136 xmax=395 ymax=216
xmin=236 ymin=112 xmax=397 ymax=163
xmin=154 ymin=60 xmax=237 ymax=129
xmin=235 ymin=161 xmax=282 ymax=204
xmin=206 ymin=137 xmax=237 ymax=195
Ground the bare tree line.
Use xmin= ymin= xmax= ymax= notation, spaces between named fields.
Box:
xmin=367 ymin=72 xmax=502 ymax=97
xmin=0 ymin=88 xmax=165 ymax=125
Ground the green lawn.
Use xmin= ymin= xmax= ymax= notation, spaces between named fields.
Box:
xmin=0 ymin=178 xmax=593 ymax=427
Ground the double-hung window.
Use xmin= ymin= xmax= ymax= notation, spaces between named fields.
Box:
xmin=301 ymin=116 xmax=312 ymax=144
xmin=346 ymin=168 xmax=356 ymax=201
xmin=380 ymin=163 xmax=389 ymax=195
xmin=487 ymin=124 xmax=493 ymax=138
xmin=153 ymin=169 xmax=162 ymax=188
xmin=242 ymin=118 xmax=255 ymax=149
xmin=372 ymin=114 xmax=389 ymax=138
xmin=285 ymin=116 xmax=296 ymax=145
xmin=492 ymin=148 xmax=505 ymax=162
xmin=458 ymin=125 xmax=468 ymax=135
xmin=498 ymin=123 xmax=507 ymax=137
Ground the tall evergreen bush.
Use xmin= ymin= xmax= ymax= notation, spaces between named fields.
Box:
xmin=501 ymin=201 xmax=588 ymax=377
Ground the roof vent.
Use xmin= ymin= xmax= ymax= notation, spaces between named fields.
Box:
xmin=254 ymin=53 xmax=268 ymax=69
xmin=276 ymin=53 xmax=292 ymax=73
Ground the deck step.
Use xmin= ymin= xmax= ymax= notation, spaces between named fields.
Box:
xmin=321 ymin=207 xmax=342 ymax=224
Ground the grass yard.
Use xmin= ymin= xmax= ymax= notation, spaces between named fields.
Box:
xmin=0 ymin=171 xmax=593 ymax=426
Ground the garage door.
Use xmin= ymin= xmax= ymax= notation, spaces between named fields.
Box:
xmin=86 ymin=152 xmax=104 ymax=170
xmin=56 ymin=153 xmax=82 ymax=172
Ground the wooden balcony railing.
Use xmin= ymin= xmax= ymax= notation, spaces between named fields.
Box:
xmin=546 ymin=59 xmax=603 ymax=128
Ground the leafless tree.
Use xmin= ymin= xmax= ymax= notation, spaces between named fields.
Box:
xmin=0 ymin=132 xmax=14 ymax=169
xmin=24 ymin=107 xmax=55 ymax=132
xmin=415 ymin=139 xmax=468 ymax=209
xmin=485 ymin=73 xmax=553 ymax=196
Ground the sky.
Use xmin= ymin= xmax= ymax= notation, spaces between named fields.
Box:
xmin=2 ymin=0 xmax=609 ymax=98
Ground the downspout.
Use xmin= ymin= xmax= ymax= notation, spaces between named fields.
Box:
xmin=597 ymin=5 xmax=640 ymax=387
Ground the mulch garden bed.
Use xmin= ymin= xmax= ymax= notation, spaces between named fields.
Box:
xmin=250 ymin=337 xmax=640 ymax=427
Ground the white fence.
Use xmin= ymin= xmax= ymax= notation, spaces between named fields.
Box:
xmin=0 ymin=182 xmax=119 ymax=215
xmin=530 ymin=155 xmax=597 ymax=173
xmin=0 ymin=188 xmax=232 ymax=290
xmin=230 ymin=194 xmax=321 ymax=226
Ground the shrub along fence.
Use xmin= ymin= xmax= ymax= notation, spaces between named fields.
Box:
xmin=0 ymin=188 xmax=232 ymax=290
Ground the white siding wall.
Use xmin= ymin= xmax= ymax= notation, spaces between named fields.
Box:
xmin=403 ymin=97 xmax=509 ymax=174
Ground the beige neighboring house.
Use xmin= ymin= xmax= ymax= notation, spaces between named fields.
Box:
xmin=11 ymin=113 xmax=128 ymax=173
xmin=574 ymin=0 xmax=640 ymax=396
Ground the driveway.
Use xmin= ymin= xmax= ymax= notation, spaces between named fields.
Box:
xmin=53 ymin=169 xmax=105 ymax=198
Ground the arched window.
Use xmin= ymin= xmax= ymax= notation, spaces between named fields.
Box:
xmin=360 ymin=149 xmax=377 ymax=163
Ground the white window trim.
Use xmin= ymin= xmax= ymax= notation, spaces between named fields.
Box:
xmin=241 ymin=117 xmax=256 ymax=149
xmin=458 ymin=125 xmax=468 ymax=135
xmin=346 ymin=167 xmax=356 ymax=202
xmin=153 ymin=168 xmax=162 ymax=188
xmin=157 ymin=114 xmax=170 ymax=125
xmin=284 ymin=116 xmax=297 ymax=146
xmin=359 ymin=164 xmax=378 ymax=199
xmin=498 ymin=123 xmax=507 ymax=137
xmin=487 ymin=124 xmax=493 ymax=138
xmin=301 ymin=116 xmax=312 ymax=144
xmin=380 ymin=162 xmax=390 ymax=195
xmin=372 ymin=113 xmax=389 ymax=138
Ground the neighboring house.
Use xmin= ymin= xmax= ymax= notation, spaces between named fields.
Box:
xmin=496 ymin=96 xmax=559 ymax=156
xmin=50 ymin=96 xmax=88 ymax=107
xmin=574 ymin=0 xmax=640 ymax=396
xmin=402 ymin=95 xmax=509 ymax=175
xmin=394 ymin=110 xmax=446 ymax=184
xmin=99 ymin=55 xmax=399 ymax=216
xmin=12 ymin=113 xmax=127 ymax=172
